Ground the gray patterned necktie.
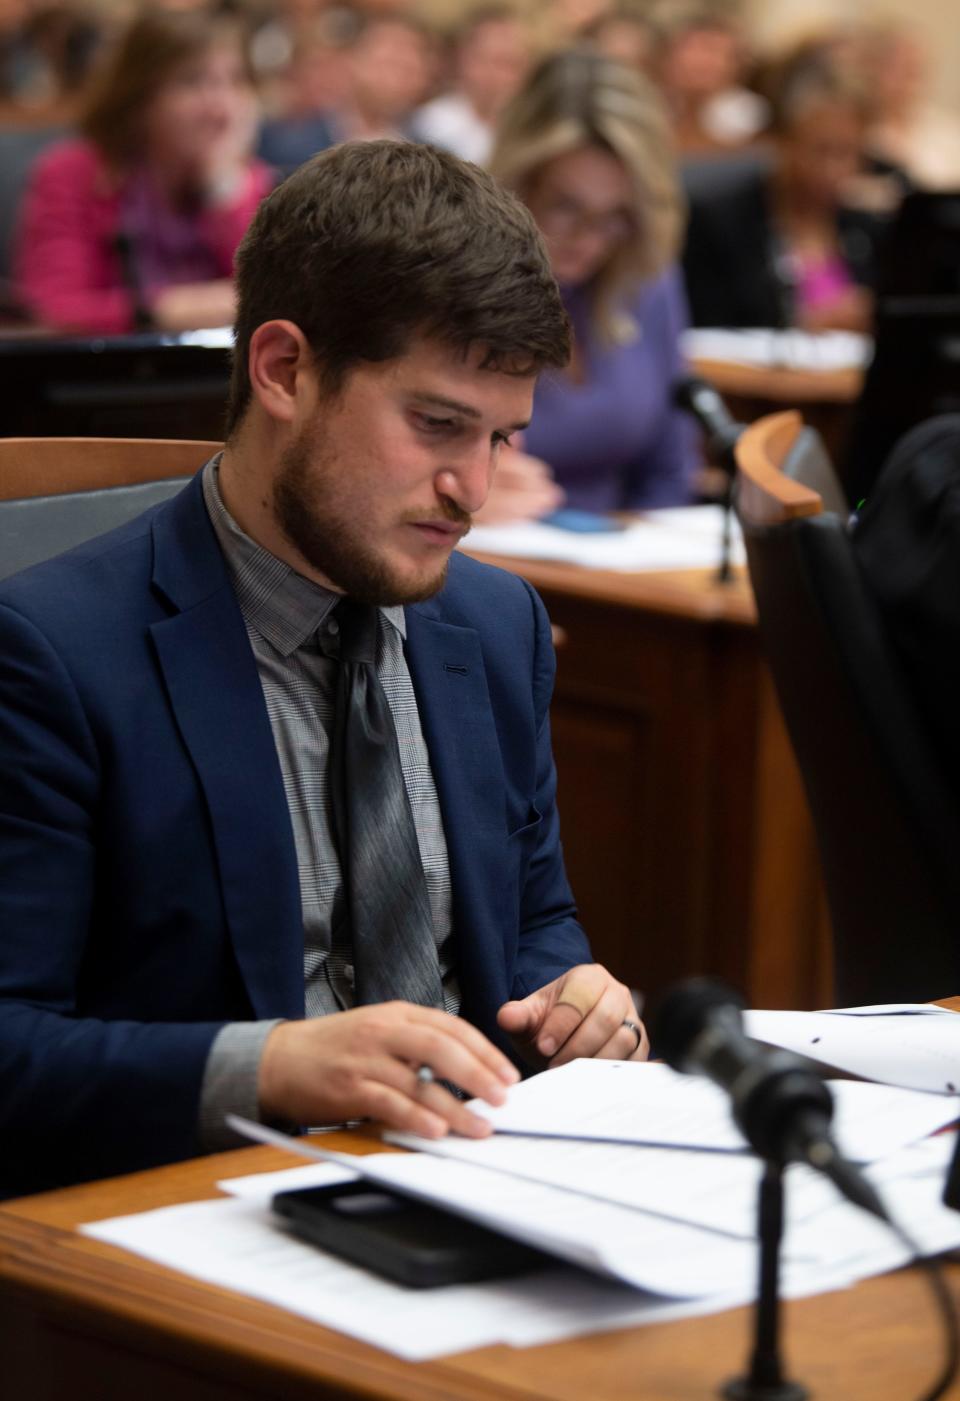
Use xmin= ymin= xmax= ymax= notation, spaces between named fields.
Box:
xmin=323 ymin=599 xmax=445 ymax=1009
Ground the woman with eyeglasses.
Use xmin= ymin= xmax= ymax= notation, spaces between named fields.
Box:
xmin=482 ymin=48 xmax=697 ymax=520
xmin=14 ymin=8 xmax=273 ymax=335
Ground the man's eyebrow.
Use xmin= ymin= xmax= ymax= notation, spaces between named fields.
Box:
xmin=408 ymin=391 xmax=529 ymax=431
xmin=409 ymin=391 xmax=481 ymax=418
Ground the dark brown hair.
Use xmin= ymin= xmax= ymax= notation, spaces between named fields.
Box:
xmin=226 ymin=139 xmax=570 ymax=437
xmin=762 ymin=46 xmax=870 ymax=135
xmin=80 ymin=8 xmax=253 ymax=170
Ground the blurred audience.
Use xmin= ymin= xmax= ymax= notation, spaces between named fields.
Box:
xmin=411 ymin=5 xmax=530 ymax=166
xmin=487 ymin=48 xmax=697 ymax=519
xmin=331 ymin=11 xmax=432 ymax=140
xmin=257 ymin=6 xmax=356 ymax=174
xmin=0 ymin=0 xmax=103 ymax=119
xmin=536 ymin=0 xmax=614 ymax=47
xmin=584 ymin=6 xmax=654 ymax=76
xmin=648 ymin=0 xmax=766 ymax=155
xmin=13 ymin=8 xmax=272 ymax=333
xmin=259 ymin=9 xmax=432 ymax=173
xmin=682 ymin=51 xmax=888 ymax=331
xmin=248 ymin=0 xmax=329 ymax=109
xmin=860 ymin=23 xmax=960 ymax=192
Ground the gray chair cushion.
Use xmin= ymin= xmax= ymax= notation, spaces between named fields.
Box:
xmin=0 ymin=477 xmax=187 ymax=581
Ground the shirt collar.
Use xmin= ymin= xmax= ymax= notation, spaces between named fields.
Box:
xmin=201 ymin=457 xmax=406 ymax=656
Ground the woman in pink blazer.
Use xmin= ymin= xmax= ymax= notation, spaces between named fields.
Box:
xmin=14 ymin=9 xmax=274 ymax=335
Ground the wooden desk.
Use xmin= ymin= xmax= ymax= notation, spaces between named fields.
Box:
xmin=690 ymin=357 xmax=862 ymax=468
xmin=466 ymin=553 xmax=832 ymax=1010
xmin=1 ymin=1134 xmax=955 ymax=1401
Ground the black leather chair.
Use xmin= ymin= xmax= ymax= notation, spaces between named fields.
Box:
xmin=735 ymin=411 xmax=960 ymax=1004
xmin=0 ymin=437 xmax=219 ymax=582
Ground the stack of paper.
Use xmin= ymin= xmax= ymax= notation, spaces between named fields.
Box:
xmin=683 ymin=327 xmax=872 ymax=372
xmin=463 ymin=505 xmax=744 ymax=571
xmin=81 ymin=1056 xmax=960 ymax=1360
xmin=743 ymin=1003 xmax=960 ymax=1094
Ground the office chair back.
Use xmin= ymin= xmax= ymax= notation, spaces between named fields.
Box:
xmin=0 ymin=436 xmax=221 ymax=582
xmin=736 ymin=412 xmax=960 ymax=1004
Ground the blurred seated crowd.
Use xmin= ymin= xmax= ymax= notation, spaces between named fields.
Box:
xmin=1 ymin=0 xmax=958 ymax=519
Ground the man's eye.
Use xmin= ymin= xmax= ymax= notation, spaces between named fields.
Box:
xmin=492 ymin=431 xmax=513 ymax=448
xmin=417 ymin=414 xmax=456 ymax=433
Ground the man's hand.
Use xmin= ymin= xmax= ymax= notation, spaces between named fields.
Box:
xmin=497 ymin=964 xmax=648 ymax=1069
xmin=258 ymin=1002 xmax=519 ymax=1140
xmin=150 ymin=279 xmax=237 ymax=332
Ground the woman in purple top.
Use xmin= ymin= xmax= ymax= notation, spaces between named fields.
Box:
xmin=485 ymin=50 xmax=697 ymax=517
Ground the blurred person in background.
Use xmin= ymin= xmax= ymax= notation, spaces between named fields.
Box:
xmin=648 ymin=0 xmax=766 ymax=156
xmin=682 ymin=51 xmax=888 ymax=331
xmin=13 ymin=7 xmax=273 ymax=333
xmin=535 ymin=0 xmax=612 ymax=47
xmin=411 ymin=6 xmax=530 ymax=167
xmin=257 ymin=7 xmax=356 ymax=175
xmin=0 ymin=0 xmax=103 ymax=119
xmin=860 ymin=22 xmax=960 ymax=192
xmin=485 ymin=48 xmax=698 ymax=518
xmin=584 ymin=6 xmax=654 ymax=76
xmin=248 ymin=0 xmax=330 ymax=111
xmin=325 ymin=10 xmax=432 ymax=142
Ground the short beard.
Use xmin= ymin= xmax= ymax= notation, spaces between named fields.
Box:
xmin=272 ymin=421 xmax=462 ymax=606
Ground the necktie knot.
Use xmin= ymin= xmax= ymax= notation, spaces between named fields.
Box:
xmin=319 ymin=599 xmax=378 ymax=665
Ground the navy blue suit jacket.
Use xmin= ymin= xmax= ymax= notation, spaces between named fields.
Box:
xmin=0 ymin=474 xmax=589 ymax=1195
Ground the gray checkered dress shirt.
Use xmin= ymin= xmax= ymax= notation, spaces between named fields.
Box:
xmin=198 ymin=460 xmax=459 ymax=1146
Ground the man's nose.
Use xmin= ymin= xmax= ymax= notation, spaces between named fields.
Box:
xmin=435 ymin=442 xmax=496 ymax=514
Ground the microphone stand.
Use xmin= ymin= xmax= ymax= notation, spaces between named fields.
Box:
xmin=722 ymin=1159 xmax=808 ymax=1401
xmin=715 ymin=439 xmax=738 ymax=587
xmin=671 ymin=378 xmax=742 ymax=587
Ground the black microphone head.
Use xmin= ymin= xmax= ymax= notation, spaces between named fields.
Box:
xmin=651 ymin=977 xmax=746 ymax=1071
xmin=673 ymin=375 xmax=724 ymax=416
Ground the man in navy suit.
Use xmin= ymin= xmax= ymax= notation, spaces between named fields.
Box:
xmin=0 ymin=141 xmax=647 ymax=1197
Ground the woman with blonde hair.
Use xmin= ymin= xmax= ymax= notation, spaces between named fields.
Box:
xmin=486 ymin=47 xmax=697 ymax=516
xmin=14 ymin=7 xmax=273 ymax=333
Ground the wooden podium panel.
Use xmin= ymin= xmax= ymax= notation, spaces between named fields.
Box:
xmin=466 ymin=555 xmax=833 ymax=1011
xmin=1 ymin=1135 xmax=956 ymax=1401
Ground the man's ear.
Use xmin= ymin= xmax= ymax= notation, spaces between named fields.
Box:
xmin=247 ymin=320 xmax=313 ymax=425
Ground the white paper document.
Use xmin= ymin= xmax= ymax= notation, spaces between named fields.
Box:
xmin=453 ymin=1059 xmax=960 ymax=1162
xmin=79 ymin=1086 xmax=960 ymax=1363
xmin=220 ymin=1117 xmax=767 ymax=1294
xmin=744 ymin=1006 xmax=960 ymax=1095
xmin=464 ymin=505 xmax=744 ymax=572
xmin=683 ymin=327 xmax=872 ymax=372
xmin=84 ymin=1192 xmax=724 ymax=1360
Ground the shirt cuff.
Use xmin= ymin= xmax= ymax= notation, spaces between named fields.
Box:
xmin=198 ymin=1019 xmax=284 ymax=1152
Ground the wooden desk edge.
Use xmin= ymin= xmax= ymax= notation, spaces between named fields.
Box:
xmin=690 ymin=357 xmax=863 ymax=406
xmin=464 ymin=552 xmax=757 ymax=626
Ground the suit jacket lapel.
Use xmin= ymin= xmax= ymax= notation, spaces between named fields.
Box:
xmin=148 ymin=478 xmax=304 ymax=1020
xmin=404 ymin=606 xmax=513 ymax=1034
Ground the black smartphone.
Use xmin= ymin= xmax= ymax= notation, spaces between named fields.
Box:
xmin=272 ymin=1179 xmax=553 ymax=1288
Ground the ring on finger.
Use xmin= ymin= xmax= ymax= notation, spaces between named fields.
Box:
xmin=621 ymin=1019 xmax=643 ymax=1056
xmin=415 ymin=1064 xmax=435 ymax=1086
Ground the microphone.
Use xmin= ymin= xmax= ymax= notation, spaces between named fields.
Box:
xmin=114 ymin=231 xmax=155 ymax=332
xmin=653 ymin=978 xmax=888 ymax=1221
xmin=674 ymin=376 xmax=744 ymax=466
